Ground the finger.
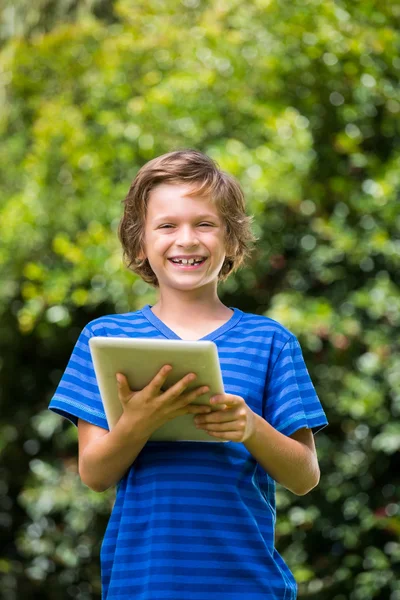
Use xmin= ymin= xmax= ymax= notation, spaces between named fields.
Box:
xmin=178 ymin=385 xmax=210 ymax=408
xmin=209 ymin=403 xmax=228 ymax=411
xmin=195 ymin=420 xmax=240 ymax=432
xmin=116 ymin=373 xmax=134 ymax=401
xmin=162 ymin=371 xmax=197 ymax=400
xmin=187 ymin=405 xmax=213 ymax=414
xmin=116 ymin=372 xmax=129 ymax=389
xmin=172 ymin=385 xmax=210 ymax=418
xmin=185 ymin=386 xmax=212 ymax=413
xmin=210 ymin=395 xmax=239 ymax=407
xmin=194 ymin=408 xmax=237 ymax=424
xmin=172 ymin=402 xmax=211 ymax=418
xmin=147 ymin=364 xmax=173 ymax=394
xmin=116 ymin=373 xmax=125 ymax=386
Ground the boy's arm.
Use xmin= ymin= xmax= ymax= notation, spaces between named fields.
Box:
xmin=243 ymin=417 xmax=321 ymax=496
xmin=194 ymin=396 xmax=321 ymax=496
xmin=78 ymin=418 xmax=149 ymax=492
xmin=77 ymin=367 xmax=212 ymax=492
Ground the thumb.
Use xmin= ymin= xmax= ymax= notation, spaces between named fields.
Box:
xmin=116 ymin=373 xmax=133 ymax=400
xmin=116 ymin=373 xmax=125 ymax=386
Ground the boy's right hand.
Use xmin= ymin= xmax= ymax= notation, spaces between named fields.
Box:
xmin=115 ymin=366 xmax=211 ymax=439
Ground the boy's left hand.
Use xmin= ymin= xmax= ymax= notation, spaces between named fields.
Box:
xmin=192 ymin=394 xmax=256 ymax=442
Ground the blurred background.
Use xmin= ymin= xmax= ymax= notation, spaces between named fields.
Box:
xmin=0 ymin=0 xmax=399 ymax=598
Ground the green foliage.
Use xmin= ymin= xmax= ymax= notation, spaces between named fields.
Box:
xmin=0 ymin=0 xmax=399 ymax=598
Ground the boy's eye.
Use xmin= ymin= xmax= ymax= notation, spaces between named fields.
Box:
xmin=159 ymin=223 xmax=213 ymax=229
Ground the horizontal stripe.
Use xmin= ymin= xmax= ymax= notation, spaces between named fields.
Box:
xmin=107 ymin=570 xmax=275 ymax=583
xmin=101 ymin=546 xmax=273 ymax=563
xmin=50 ymin=394 xmax=103 ymax=418
xmin=104 ymin=578 xmax=292 ymax=592
xmin=106 ymin=522 xmax=269 ymax=541
xmin=103 ymin=592 xmax=293 ymax=600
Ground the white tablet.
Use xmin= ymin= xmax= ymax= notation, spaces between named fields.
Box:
xmin=89 ymin=337 xmax=226 ymax=442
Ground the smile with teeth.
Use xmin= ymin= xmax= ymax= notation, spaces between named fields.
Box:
xmin=170 ymin=258 xmax=205 ymax=265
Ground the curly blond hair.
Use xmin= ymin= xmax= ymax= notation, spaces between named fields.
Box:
xmin=118 ymin=149 xmax=257 ymax=287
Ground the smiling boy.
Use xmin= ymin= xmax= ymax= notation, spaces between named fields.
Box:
xmin=49 ymin=149 xmax=328 ymax=599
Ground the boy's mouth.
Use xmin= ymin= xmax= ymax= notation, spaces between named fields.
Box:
xmin=168 ymin=257 xmax=207 ymax=269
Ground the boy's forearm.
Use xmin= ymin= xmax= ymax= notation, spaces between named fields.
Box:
xmin=243 ymin=414 xmax=320 ymax=496
xmin=79 ymin=416 xmax=150 ymax=492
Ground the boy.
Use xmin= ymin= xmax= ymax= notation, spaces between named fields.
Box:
xmin=49 ymin=149 xmax=328 ymax=599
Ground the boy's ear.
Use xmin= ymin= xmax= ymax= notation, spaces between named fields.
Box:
xmin=137 ymin=246 xmax=146 ymax=261
xmin=226 ymin=239 xmax=239 ymax=257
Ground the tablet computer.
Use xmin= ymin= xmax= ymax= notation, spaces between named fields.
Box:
xmin=89 ymin=337 xmax=226 ymax=442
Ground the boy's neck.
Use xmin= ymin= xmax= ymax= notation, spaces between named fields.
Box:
xmin=151 ymin=291 xmax=232 ymax=326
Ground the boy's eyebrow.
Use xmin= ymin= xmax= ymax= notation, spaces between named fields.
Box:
xmin=153 ymin=214 xmax=219 ymax=223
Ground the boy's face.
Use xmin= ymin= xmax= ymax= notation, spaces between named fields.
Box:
xmin=141 ymin=183 xmax=229 ymax=292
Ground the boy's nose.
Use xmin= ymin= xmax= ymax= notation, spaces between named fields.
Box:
xmin=176 ymin=227 xmax=200 ymax=246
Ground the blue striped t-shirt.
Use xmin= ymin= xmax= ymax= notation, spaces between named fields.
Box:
xmin=49 ymin=304 xmax=328 ymax=600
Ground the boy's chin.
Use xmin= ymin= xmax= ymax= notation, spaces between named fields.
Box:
xmin=161 ymin=275 xmax=215 ymax=290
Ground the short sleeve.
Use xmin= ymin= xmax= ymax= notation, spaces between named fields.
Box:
xmin=48 ymin=323 xmax=109 ymax=430
xmin=264 ymin=335 xmax=328 ymax=437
